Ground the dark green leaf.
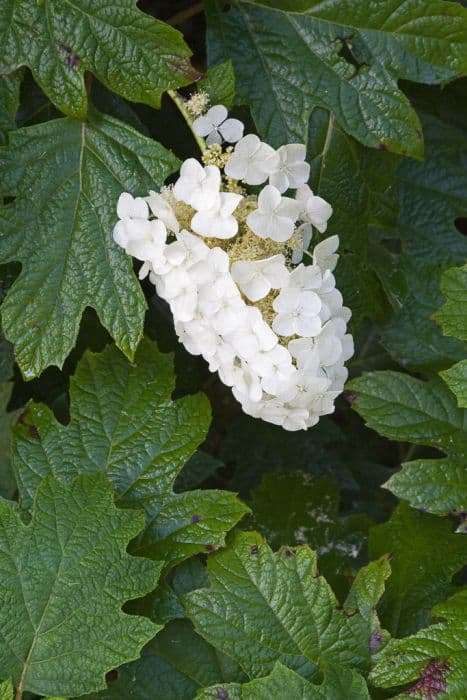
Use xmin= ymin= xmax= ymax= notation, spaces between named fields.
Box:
xmin=348 ymin=371 xmax=467 ymax=457
xmin=205 ymin=0 xmax=467 ymax=155
xmin=371 ymin=589 xmax=467 ymax=698
xmin=0 ymin=382 xmax=19 ymax=500
xmin=185 ymin=531 xmax=374 ymax=680
xmin=308 ymin=109 xmax=399 ymax=327
xmin=0 ymin=0 xmax=196 ymax=118
xmin=0 ymin=70 xmax=22 ymax=144
xmin=251 ymin=471 xmax=371 ymax=599
xmin=12 ymin=339 xmax=248 ymax=567
xmin=369 ymin=503 xmax=467 ymax=635
xmin=0 ymin=473 xmax=160 ymax=697
xmin=198 ymin=60 xmax=236 ymax=109
xmin=380 ymin=113 xmax=467 ymax=371
xmin=89 ymin=620 xmax=245 ymax=700
xmin=197 ymin=661 xmax=370 ymax=699
xmin=0 ymin=110 xmax=179 ymax=377
xmin=385 ymin=459 xmax=467 ymax=515
xmin=348 ymin=371 xmax=467 ymax=515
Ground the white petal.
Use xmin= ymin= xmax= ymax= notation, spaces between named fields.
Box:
xmin=219 ymin=192 xmax=243 ymax=216
xmin=219 ymin=118 xmax=244 ymax=143
xmin=288 ymin=161 xmax=310 ymax=188
xmin=242 ymin=276 xmax=271 ymax=302
xmin=269 ymin=215 xmax=295 ymax=243
xmin=207 ymin=104 xmax=228 ymax=127
xmin=206 ymin=129 xmax=223 ymax=147
xmin=246 ymin=210 xmax=273 ymax=239
xmin=224 ymin=153 xmax=247 ymax=180
xmin=117 ymin=192 xmax=148 ymax=220
xmin=235 ymin=133 xmax=260 ymax=156
xmin=295 ymin=315 xmax=322 ymax=337
xmin=192 ymin=114 xmax=214 ymax=137
xmin=276 ymin=196 xmax=300 ymax=220
xmin=269 ymin=170 xmax=289 ymax=194
xmin=307 ymin=196 xmax=333 ymax=232
xmin=300 ymin=290 xmax=322 ymax=316
xmin=146 ymin=191 xmax=179 ymax=233
xmin=113 ymin=220 xmax=129 ymax=248
xmin=273 ymin=288 xmax=301 ymax=314
xmin=313 ymin=235 xmax=339 ymax=271
xmin=272 ymin=313 xmax=296 ymax=336
xmin=284 ymin=143 xmax=306 ymax=164
xmin=258 ymin=184 xmax=282 ymax=212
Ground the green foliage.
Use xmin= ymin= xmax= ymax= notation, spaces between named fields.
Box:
xmin=198 ymin=61 xmax=236 ymax=109
xmin=348 ymin=371 xmax=467 ymax=515
xmin=0 ymin=382 xmax=19 ymax=499
xmin=369 ymin=503 xmax=467 ymax=636
xmin=0 ymin=111 xmax=179 ymax=377
xmin=433 ymin=264 xmax=467 ymax=342
xmin=12 ymin=339 xmax=248 ymax=566
xmin=197 ymin=661 xmax=370 ymax=699
xmin=91 ymin=619 xmax=245 ymax=700
xmin=0 ymin=1 xmax=466 ymax=697
xmin=371 ymin=590 xmax=467 ymax=698
xmin=380 ymin=112 xmax=467 ymax=371
xmin=0 ymin=473 xmax=160 ymax=697
xmin=205 ymin=0 xmax=467 ymax=155
xmin=185 ymin=531 xmax=377 ymax=680
xmin=251 ymin=471 xmax=371 ymax=598
xmin=0 ymin=0 xmax=196 ymax=118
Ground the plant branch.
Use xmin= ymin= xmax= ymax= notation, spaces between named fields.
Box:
xmin=168 ymin=89 xmax=206 ymax=153
xmin=167 ymin=2 xmax=204 ymax=26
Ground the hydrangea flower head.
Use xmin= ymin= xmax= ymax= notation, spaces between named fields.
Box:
xmin=112 ymin=102 xmax=352 ymax=431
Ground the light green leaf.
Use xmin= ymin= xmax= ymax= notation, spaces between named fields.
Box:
xmin=251 ymin=471 xmax=371 ymax=599
xmin=185 ymin=531 xmax=373 ymax=680
xmin=441 ymin=360 xmax=467 ymax=409
xmin=0 ymin=679 xmax=12 ymax=700
xmin=348 ymin=371 xmax=467 ymax=515
xmin=12 ymin=339 xmax=248 ymax=567
xmin=0 ymin=473 xmax=160 ymax=698
xmin=89 ymin=619 xmax=245 ymax=700
xmin=347 ymin=371 xmax=467 ymax=457
xmin=369 ymin=503 xmax=467 ymax=636
xmin=345 ymin=555 xmax=391 ymax=623
xmin=380 ymin=111 xmax=467 ymax=371
xmin=206 ymin=0 xmax=467 ymax=155
xmin=199 ymin=60 xmax=236 ymax=109
xmin=0 ymin=110 xmax=179 ymax=377
xmin=0 ymin=382 xmax=20 ymax=500
xmin=0 ymin=0 xmax=196 ymax=119
xmin=385 ymin=459 xmax=467 ymax=515
xmin=371 ymin=590 xmax=467 ymax=699
xmin=432 ymin=264 xmax=467 ymax=342
xmin=197 ymin=661 xmax=370 ymax=699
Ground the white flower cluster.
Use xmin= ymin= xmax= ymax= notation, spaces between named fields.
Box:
xmin=113 ymin=102 xmax=353 ymax=431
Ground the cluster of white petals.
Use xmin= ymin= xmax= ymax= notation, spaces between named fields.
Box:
xmin=113 ymin=101 xmax=352 ymax=431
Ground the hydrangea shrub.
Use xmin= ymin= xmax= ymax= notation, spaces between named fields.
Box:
xmin=0 ymin=1 xmax=466 ymax=698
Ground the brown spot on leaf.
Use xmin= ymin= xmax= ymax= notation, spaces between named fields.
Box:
xmin=407 ymin=659 xmax=450 ymax=699
xmin=250 ymin=544 xmax=259 ymax=555
xmin=378 ymin=143 xmax=388 ymax=151
xmin=284 ymin=549 xmax=295 ymax=558
xmin=370 ymin=630 xmax=382 ymax=653
xmin=205 ymin=544 xmax=216 ymax=554
xmin=216 ymin=690 xmax=229 ymax=700
xmin=190 ymin=514 xmax=201 ymax=524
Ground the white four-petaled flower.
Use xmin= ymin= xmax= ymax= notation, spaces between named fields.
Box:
xmin=191 ymin=192 xmax=243 ymax=239
xmin=247 ymin=185 xmax=300 ymax=243
xmin=295 ymin=185 xmax=333 ymax=233
xmin=231 ymin=254 xmax=289 ymax=301
xmin=225 ymin=134 xmax=279 ymax=185
xmin=269 ymin=144 xmax=310 ymax=193
xmin=193 ymin=105 xmax=244 ymax=146
xmin=272 ymin=288 xmax=322 ymax=337
xmin=173 ymin=158 xmax=220 ymax=210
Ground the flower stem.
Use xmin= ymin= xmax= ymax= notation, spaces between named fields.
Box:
xmin=168 ymin=89 xmax=206 ymax=154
